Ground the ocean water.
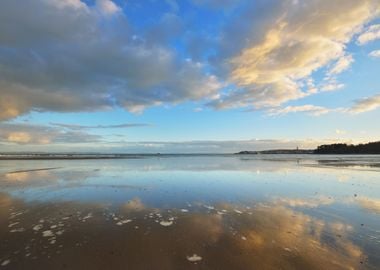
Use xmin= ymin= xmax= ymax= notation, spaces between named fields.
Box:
xmin=0 ymin=155 xmax=379 ymax=269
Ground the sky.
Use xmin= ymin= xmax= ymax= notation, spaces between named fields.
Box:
xmin=0 ymin=0 xmax=380 ymax=153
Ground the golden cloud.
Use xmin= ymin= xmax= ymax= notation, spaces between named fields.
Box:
xmin=7 ymin=132 xmax=31 ymax=143
xmin=223 ymin=0 xmax=379 ymax=109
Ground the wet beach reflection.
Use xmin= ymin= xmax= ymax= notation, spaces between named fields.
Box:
xmin=0 ymin=155 xmax=379 ymax=269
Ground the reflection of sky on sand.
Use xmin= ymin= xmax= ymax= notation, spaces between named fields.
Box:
xmin=355 ymin=197 xmax=380 ymax=214
xmin=0 ymin=155 xmax=379 ymax=269
xmin=1 ymin=156 xmax=379 ymax=206
xmin=1 ymin=154 xmax=380 ymax=174
xmin=0 ymin=192 xmax=378 ymax=270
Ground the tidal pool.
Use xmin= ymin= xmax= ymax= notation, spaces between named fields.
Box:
xmin=0 ymin=155 xmax=379 ymax=269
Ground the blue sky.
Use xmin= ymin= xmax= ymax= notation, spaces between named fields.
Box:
xmin=0 ymin=0 xmax=380 ymax=153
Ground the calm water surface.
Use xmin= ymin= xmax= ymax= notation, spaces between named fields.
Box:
xmin=0 ymin=155 xmax=379 ymax=269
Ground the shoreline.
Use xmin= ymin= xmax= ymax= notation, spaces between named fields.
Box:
xmin=1 ymin=153 xmax=380 ymax=160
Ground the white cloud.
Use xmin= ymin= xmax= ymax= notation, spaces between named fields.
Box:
xmin=210 ymin=0 xmax=380 ymax=110
xmin=0 ymin=124 xmax=368 ymax=153
xmin=0 ymin=123 xmax=102 ymax=145
xmin=0 ymin=0 xmax=221 ymax=120
xmin=328 ymin=54 xmax=354 ymax=75
xmin=335 ymin=129 xmax=347 ymax=135
xmin=348 ymin=93 xmax=380 ymax=114
xmin=7 ymin=132 xmax=32 ymax=144
xmin=267 ymin=94 xmax=380 ymax=116
xmin=267 ymin=105 xmax=331 ymax=116
xmin=193 ymin=107 xmax=203 ymax=112
xmin=369 ymin=50 xmax=380 ymax=58
xmin=0 ymin=0 xmax=379 ymax=121
xmin=320 ymin=82 xmax=345 ymax=92
xmin=96 ymin=0 xmax=121 ymax=16
xmin=52 ymin=0 xmax=87 ymax=10
xmin=50 ymin=122 xmax=150 ymax=130
xmin=357 ymin=24 xmax=380 ymax=45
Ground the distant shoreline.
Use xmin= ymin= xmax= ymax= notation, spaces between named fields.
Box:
xmin=235 ymin=149 xmax=314 ymax=155
xmin=0 ymin=142 xmax=379 ymax=160
xmin=1 ymin=152 xmax=380 ymax=160
xmin=1 ymin=141 xmax=379 ymax=159
xmin=237 ymin=141 xmax=380 ymax=155
xmin=0 ymin=153 xmax=232 ymax=160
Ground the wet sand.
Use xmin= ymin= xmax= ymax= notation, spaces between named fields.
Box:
xmin=1 ymin=195 xmax=375 ymax=270
xmin=0 ymin=155 xmax=379 ymax=269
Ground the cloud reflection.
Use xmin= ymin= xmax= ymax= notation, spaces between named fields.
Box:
xmin=0 ymin=192 xmax=371 ymax=269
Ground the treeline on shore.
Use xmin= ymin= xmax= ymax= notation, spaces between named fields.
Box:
xmin=236 ymin=141 xmax=380 ymax=155
xmin=314 ymin=141 xmax=380 ymax=154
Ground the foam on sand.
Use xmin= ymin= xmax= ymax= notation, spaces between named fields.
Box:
xmin=187 ymin=254 xmax=202 ymax=262
xmin=159 ymin=220 xmax=173 ymax=226
xmin=42 ymin=230 xmax=54 ymax=237
xmin=116 ymin=219 xmax=132 ymax=226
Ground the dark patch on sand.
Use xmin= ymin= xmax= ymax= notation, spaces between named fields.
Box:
xmin=6 ymin=167 xmax=62 ymax=175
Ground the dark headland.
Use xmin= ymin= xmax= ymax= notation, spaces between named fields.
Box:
xmin=236 ymin=141 xmax=380 ymax=155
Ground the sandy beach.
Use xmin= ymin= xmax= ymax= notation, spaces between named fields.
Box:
xmin=0 ymin=155 xmax=379 ymax=269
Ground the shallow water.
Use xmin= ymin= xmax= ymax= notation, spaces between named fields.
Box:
xmin=0 ymin=155 xmax=379 ymax=269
